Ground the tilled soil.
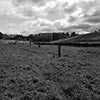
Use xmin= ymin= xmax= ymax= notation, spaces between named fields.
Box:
xmin=0 ymin=41 xmax=100 ymax=100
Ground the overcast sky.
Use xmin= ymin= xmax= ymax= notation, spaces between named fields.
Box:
xmin=0 ymin=0 xmax=100 ymax=35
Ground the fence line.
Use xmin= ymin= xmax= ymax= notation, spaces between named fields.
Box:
xmin=34 ymin=42 xmax=100 ymax=47
xmin=33 ymin=42 xmax=100 ymax=57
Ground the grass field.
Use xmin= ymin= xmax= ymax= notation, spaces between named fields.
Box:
xmin=0 ymin=40 xmax=100 ymax=100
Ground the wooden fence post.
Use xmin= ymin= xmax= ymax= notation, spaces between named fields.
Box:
xmin=29 ymin=40 xmax=32 ymax=46
xmin=38 ymin=42 xmax=40 ymax=47
xmin=58 ymin=45 xmax=61 ymax=57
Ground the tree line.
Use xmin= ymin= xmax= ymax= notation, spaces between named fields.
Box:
xmin=0 ymin=31 xmax=79 ymax=42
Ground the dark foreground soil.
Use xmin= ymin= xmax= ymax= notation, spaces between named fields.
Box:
xmin=0 ymin=41 xmax=100 ymax=100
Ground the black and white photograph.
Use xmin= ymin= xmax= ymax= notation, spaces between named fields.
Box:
xmin=0 ymin=0 xmax=100 ymax=100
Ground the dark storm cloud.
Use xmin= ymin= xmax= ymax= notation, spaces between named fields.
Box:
xmin=85 ymin=16 xmax=100 ymax=24
xmin=64 ymin=4 xmax=78 ymax=14
xmin=68 ymin=16 xmax=77 ymax=23
xmin=57 ymin=23 xmax=91 ymax=32
xmin=92 ymin=10 xmax=100 ymax=16
xmin=83 ymin=9 xmax=100 ymax=24
xmin=75 ymin=24 xmax=91 ymax=30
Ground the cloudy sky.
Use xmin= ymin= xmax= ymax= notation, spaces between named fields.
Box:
xmin=0 ymin=0 xmax=100 ymax=35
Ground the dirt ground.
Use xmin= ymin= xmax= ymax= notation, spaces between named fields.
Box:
xmin=0 ymin=40 xmax=100 ymax=100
